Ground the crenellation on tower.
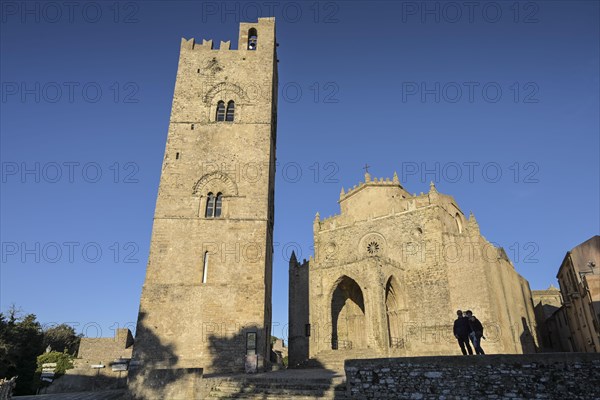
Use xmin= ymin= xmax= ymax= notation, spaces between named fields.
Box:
xmin=181 ymin=37 xmax=195 ymax=50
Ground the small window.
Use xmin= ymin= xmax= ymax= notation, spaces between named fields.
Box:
xmin=175 ymin=152 xmax=180 ymax=160
xmin=205 ymin=193 xmax=215 ymax=217
xmin=191 ymin=124 xmax=195 ymax=130
xmin=225 ymin=101 xmax=235 ymax=122
xmin=216 ymin=101 xmax=225 ymax=121
xmin=214 ymin=193 xmax=222 ymax=217
xmin=248 ymin=28 xmax=258 ymax=50
xmin=246 ymin=332 xmax=257 ymax=355
xmin=202 ymin=251 xmax=209 ymax=283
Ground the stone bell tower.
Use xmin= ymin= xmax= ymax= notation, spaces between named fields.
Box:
xmin=131 ymin=18 xmax=277 ymax=380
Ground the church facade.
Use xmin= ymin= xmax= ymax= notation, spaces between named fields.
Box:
xmin=289 ymin=174 xmax=538 ymax=366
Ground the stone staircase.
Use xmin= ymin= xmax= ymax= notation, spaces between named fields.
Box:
xmin=303 ymin=349 xmax=377 ymax=371
xmin=203 ymin=369 xmax=347 ymax=399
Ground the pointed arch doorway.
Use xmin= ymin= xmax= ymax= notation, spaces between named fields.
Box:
xmin=385 ymin=276 xmax=406 ymax=349
xmin=331 ymin=276 xmax=367 ymax=350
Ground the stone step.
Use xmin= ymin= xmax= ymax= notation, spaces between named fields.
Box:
xmin=209 ymin=395 xmax=346 ymax=399
xmin=15 ymin=390 xmax=126 ymax=400
xmin=209 ymin=395 xmax=346 ymax=400
xmin=208 ymin=389 xmax=348 ymax=400
xmin=204 ymin=371 xmax=348 ymax=400
xmin=208 ymin=388 xmax=344 ymax=398
xmin=212 ymin=385 xmax=341 ymax=394
xmin=302 ymin=351 xmax=376 ymax=370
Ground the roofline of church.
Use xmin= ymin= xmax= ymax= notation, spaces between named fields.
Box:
xmin=338 ymin=172 xmax=407 ymax=204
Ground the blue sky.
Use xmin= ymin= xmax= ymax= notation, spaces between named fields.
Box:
xmin=1 ymin=1 xmax=598 ymax=341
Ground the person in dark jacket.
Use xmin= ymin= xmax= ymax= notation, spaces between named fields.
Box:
xmin=465 ymin=310 xmax=485 ymax=355
xmin=453 ymin=310 xmax=473 ymax=355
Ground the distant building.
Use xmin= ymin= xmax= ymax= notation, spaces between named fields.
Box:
xmin=545 ymin=306 xmax=574 ymax=352
xmin=532 ymin=285 xmax=562 ymax=350
xmin=532 ymin=285 xmax=570 ymax=351
xmin=271 ymin=338 xmax=288 ymax=367
xmin=556 ymin=235 xmax=600 ymax=352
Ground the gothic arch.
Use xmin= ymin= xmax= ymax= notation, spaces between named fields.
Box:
xmin=192 ymin=171 xmax=238 ymax=196
xmin=385 ymin=275 xmax=406 ymax=349
xmin=330 ymin=275 xmax=367 ymax=350
xmin=455 ymin=212 xmax=463 ymax=234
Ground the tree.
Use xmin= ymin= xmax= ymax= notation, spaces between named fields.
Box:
xmin=43 ymin=324 xmax=81 ymax=356
xmin=0 ymin=306 xmax=81 ymax=395
xmin=0 ymin=306 xmax=44 ymax=395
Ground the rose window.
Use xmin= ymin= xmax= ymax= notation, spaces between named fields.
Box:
xmin=367 ymin=241 xmax=380 ymax=255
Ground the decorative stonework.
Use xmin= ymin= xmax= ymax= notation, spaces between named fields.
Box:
xmin=192 ymin=171 xmax=238 ymax=196
xmin=324 ymin=242 xmax=337 ymax=260
xmin=202 ymin=81 xmax=249 ymax=105
xmin=359 ymin=232 xmax=386 ymax=257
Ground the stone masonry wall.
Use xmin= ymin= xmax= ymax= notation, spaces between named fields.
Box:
xmin=77 ymin=328 xmax=134 ymax=365
xmin=345 ymin=353 xmax=600 ymax=399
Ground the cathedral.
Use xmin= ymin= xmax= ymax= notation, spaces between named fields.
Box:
xmin=288 ymin=174 xmax=538 ymax=367
xmin=128 ymin=18 xmax=538 ymax=397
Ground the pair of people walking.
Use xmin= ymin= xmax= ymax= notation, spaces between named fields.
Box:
xmin=453 ymin=310 xmax=485 ymax=355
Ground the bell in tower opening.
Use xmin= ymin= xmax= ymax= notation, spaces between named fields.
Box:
xmin=248 ymin=28 xmax=258 ymax=50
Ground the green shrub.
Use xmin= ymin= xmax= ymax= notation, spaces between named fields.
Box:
xmin=35 ymin=350 xmax=74 ymax=388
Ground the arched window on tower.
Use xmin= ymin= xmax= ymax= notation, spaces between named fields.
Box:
xmin=248 ymin=28 xmax=258 ymax=50
xmin=205 ymin=193 xmax=215 ymax=217
xmin=205 ymin=192 xmax=223 ymax=218
xmin=214 ymin=193 xmax=223 ymax=217
xmin=216 ymin=101 xmax=225 ymax=121
xmin=225 ymin=101 xmax=235 ymax=122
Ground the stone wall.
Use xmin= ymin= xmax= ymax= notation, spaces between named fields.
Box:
xmin=128 ymin=367 xmax=203 ymax=400
xmin=77 ymin=328 xmax=134 ymax=365
xmin=345 ymin=353 xmax=600 ymax=399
